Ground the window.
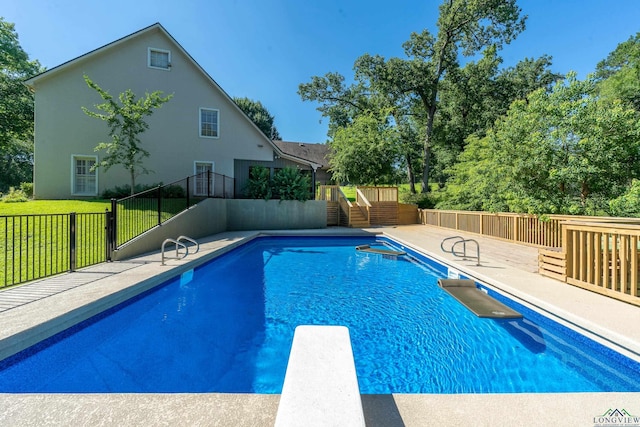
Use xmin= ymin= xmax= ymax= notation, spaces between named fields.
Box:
xmin=194 ymin=161 xmax=214 ymax=196
xmin=72 ymin=155 xmax=97 ymax=196
xmin=148 ymin=48 xmax=171 ymax=70
xmin=200 ymin=108 xmax=219 ymax=138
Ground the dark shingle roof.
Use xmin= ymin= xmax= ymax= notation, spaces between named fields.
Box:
xmin=273 ymin=141 xmax=330 ymax=168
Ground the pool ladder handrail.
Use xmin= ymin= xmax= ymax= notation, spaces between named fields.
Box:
xmin=161 ymin=235 xmax=200 ymax=265
xmin=440 ymin=236 xmax=481 ymax=266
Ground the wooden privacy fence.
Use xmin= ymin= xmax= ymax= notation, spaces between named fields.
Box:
xmin=420 ymin=209 xmax=640 ymax=306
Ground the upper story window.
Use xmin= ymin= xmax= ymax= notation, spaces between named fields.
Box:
xmin=199 ymin=108 xmax=219 ymax=138
xmin=148 ymin=48 xmax=171 ymax=70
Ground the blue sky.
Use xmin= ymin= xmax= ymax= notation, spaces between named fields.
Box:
xmin=3 ymin=0 xmax=640 ymax=143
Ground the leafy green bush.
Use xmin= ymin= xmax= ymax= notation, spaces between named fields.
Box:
xmin=273 ymin=167 xmax=311 ymax=201
xmin=245 ymin=166 xmax=273 ymax=200
xmin=1 ymin=187 xmax=29 ymax=203
xmin=101 ymin=183 xmax=168 ymax=199
xmin=161 ymin=184 xmax=186 ymax=198
xmin=609 ymin=180 xmax=640 ymax=217
xmin=400 ymin=192 xmax=436 ymax=209
xmin=19 ymin=182 xmax=33 ymax=198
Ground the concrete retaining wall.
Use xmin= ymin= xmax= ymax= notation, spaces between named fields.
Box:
xmin=226 ymin=200 xmax=327 ymax=231
xmin=112 ymin=198 xmax=227 ymax=260
xmin=113 ymin=199 xmax=326 ymax=260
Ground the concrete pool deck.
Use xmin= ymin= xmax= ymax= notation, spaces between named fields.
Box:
xmin=0 ymin=225 xmax=639 ymax=426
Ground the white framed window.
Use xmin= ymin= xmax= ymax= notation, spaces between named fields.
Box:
xmin=71 ymin=155 xmax=98 ymax=196
xmin=199 ymin=108 xmax=219 ymax=138
xmin=194 ymin=161 xmax=214 ymax=196
xmin=148 ymin=47 xmax=171 ymax=70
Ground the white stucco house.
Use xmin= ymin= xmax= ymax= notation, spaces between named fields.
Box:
xmin=25 ymin=23 xmax=319 ymax=199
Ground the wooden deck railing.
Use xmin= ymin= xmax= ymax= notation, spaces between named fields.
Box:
xmin=317 ymin=186 xmax=417 ymax=227
xmin=562 ymin=221 xmax=640 ymax=306
xmin=419 ymin=209 xmax=640 ymax=248
xmin=420 ymin=208 xmax=640 ymax=306
xmin=357 ymin=186 xmax=398 ymax=202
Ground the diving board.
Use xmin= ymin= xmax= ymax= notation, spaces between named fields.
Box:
xmin=274 ymin=326 xmax=365 ymax=427
xmin=438 ymin=279 xmax=522 ymax=319
xmin=355 ymin=244 xmax=406 ymax=256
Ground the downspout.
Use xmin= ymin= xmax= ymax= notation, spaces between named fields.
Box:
xmin=311 ymin=166 xmax=317 ymax=200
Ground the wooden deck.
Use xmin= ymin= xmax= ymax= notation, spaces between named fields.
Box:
xmin=384 ymin=224 xmax=540 ymax=273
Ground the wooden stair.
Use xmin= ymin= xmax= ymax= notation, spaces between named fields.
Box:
xmin=349 ymin=204 xmax=370 ymax=228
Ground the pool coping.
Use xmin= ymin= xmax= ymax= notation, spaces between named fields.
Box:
xmin=0 ymin=226 xmax=639 ymax=426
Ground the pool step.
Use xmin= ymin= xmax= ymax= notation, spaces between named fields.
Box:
xmin=438 ymin=279 xmax=523 ymax=319
xmin=274 ymin=325 xmax=365 ymax=427
xmin=355 ymin=244 xmax=406 ymax=257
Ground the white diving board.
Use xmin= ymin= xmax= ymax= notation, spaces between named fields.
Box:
xmin=274 ymin=325 xmax=365 ymax=427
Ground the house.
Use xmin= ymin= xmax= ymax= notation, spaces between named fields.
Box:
xmin=24 ymin=23 xmax=320 ymax=200
xmin=272 ymin=141 xmax=333 ymax=185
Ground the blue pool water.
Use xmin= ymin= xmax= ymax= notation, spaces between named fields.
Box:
xmin=1 ymin=236 xmax=639 ymax=393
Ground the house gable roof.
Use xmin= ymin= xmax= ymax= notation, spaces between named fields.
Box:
xmin=24 ymin=23 xmax=319 ymax=169
xmin=273 ymin=141 xmax=330 ymax=168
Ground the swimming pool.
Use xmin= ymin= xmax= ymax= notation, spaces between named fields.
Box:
xmin=1 ymin=235 xmax=639 ymax=393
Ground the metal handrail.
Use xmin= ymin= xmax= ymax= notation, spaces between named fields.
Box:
xmin=161 ymin=238 xmax=188 ymax=265
xmin=177 ymin=235 xmax=199 ymax=255
xmin=441 ymin=236 xmax=481 ymax=266
xmin=161 ymin=236 xmax=199 ymax=265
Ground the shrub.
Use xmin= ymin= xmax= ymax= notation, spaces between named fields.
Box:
xmin=245 ymin=166 xmax=273 ymax=200
xmin=2 ymin=187 xmax=29 ymax=203
xmin=19 ymin=182 xmax=33 ymax=198
xmin=161 ymin=184 xmax=186 ymax=198
xmin=273 ymin=167 xmax=311 ymax=201
xmin=400 ymin=192 xmax=436 ymax=209
xmin=101 ymin=183 xmax=175 ymax=199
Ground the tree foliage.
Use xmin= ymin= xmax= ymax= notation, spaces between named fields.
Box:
xmin=438 ymin=73 xmax=640 ymax=214
xmin=377 ymin=0 xmax=527 ymax=193
xmin=594 ymin=32 xmax=640 ymax=111
xmin=329 ymin=113 xmax=400 ymax=185
xmin=0 ymin=18 xmax=42 ymax=191
xmin=300 ymin=0 xmax=527 ymax=193
xmin=233 ymin=96 xmax=281 ymax=140
xmin=82 ymin=75 xmax=172 ymax=195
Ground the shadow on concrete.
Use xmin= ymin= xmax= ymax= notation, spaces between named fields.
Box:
xmin=361 ymin=395 xmax=406 ymax=426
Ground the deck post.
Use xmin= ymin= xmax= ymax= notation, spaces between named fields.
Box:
xmin=562 ymin=222 xmax=572 ymax=282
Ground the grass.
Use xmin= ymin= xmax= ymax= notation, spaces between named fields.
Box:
xmin=0 ymin=199 xmax=112 ymax=215
xmin=0 ymin=198 xmax=189 ymax=288
xmin=339 ymin=184 xmax=428 ymax=203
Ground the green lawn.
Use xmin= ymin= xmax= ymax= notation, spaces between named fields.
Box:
xmin=0 ymin=199 xmax=112 ymax=215
xmin=0 ymin=198 xmax=188 ymax=288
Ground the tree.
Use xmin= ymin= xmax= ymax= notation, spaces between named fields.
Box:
xmin=438 ymin=73 xmax=640 ymax=214
xmin=299 ymin=72 xmax=374 ymax=138
xmin=329 ymin=113 xmax=399 ymax=185
xmin=375 ymin=0 xmax=526 ymax=193
xmin=82 ymin=75 xmax=172 ymax=195
xmin=300 ymin=0 xmax=526 ymax=193
xmin=430 ymin=49 xmax=561 ymax=184
xmin=594 ymin=32 xmax=640 ymax=111
xmin=299 ymin=60 xmax=423 ymax=192
xmin=233 ymin=97 xmax=281 ymax=140
xmin=0 ymin=18 xmax=42 ymax=191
